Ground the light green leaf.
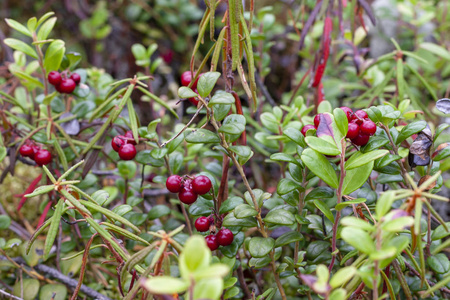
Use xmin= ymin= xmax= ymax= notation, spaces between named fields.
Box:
xmin=342 ymin=161 xmax=374 ymax=194
xmin=4 ymin=38 xmax=38 ymax=59
xmin=341 ymin=227 xmax=376 ymax=254
xmin=249 ymin=237 xmax=275 ymax=258
xmin=301 ymin=148 xmax=339 ymax=189
xmin=197 ymin=71 xmax=221 ymax=98
xmin=345 ymin=150 xmax=389 ymax=170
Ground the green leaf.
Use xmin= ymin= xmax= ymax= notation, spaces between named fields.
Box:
xmin=26 ymin=185 xmax=54 ymax=198
xmin=193 ymin=278 xmax=223 ymax=300
xmin=0 ymin=147 xmax=6 ymax=163
xmin=193 ymin=263 xmax=230 ymax=280
xmin=274 ymin=231 xmax=303 ymax=247
xmin=4 ymin=38 xmax=38 ymax=59
xmin=345 ymin=150 xmax=389 ymax=170
xmin=229 ymin=145 xmax=253 ymax=164
xmin=283 ymin=127 xmax=306 ymax=147
xmin=39 ymin=284 xmax=67 ymax=300
xmin=249 ymin=237 xmax=275 ymax=258
xmin=341 ymin=227 xmax=376 ymax=254
xmin=143 ymin=277 xmax=189 ymax=294
xmin=44 ymin=198 xmax=64 ymax=260
xmin=305 ymin=187 xmax=334 ymax=201
xmin=431 ymin=222 xmax=450 ymax=241
xmin=277 ymin=178 xmax=303 ymax=196
xmin=197 ymin=71 xmax=221 ymax=98
xmin=179 ymin=236 xmax=211 ymax=278
xmin=397 ymin=59 xmax=404 ymax=102
xmin=328 ymin=289 xmax=347 ymax=300
xmin=222 ymin=212 xmax=257 ymax=227
xmin=420 ymin=42 xmax=450 ymax=60
xmin=427 ymin=254 xmax=450 ymax=274
xmin=178 ymin=86 xmax=198 ymax=98
xmin=375 ymin=191 xmax=395 ymax=219
xmin=340 ymin=216 xmax=375 ymax=232
xmin=131 ymin=43 xmax=147 ymax=60
xmin=314 ymin=199 xmax=334 ymax=223
xmin=381 ymin=217 xmax=414 ymax=232
xmin=333 ymin=108 xmax=349 ymax=138
xmin=234 ymin=204 xmax=258 ymax=219
xmin=330 ymin=267 xmax=357 ymax=288
xmin=0 ymin=215 xmax=11 ymax=229
xmin=264 ymin=209 xmax=295 ymax=225
xmin=301 ymin=148 xmax=339 ymax=189
xmin=219 ymin=197 xmax=244 ymax=214
xmin=43 ymin=40 xmax=65 ymax=72
xmin=37 ymin=17 xmax=57 ymax=41
xmin=185 ymin=129 xmax=220 ymax=144
xmin=148 ymin=205 xmax=171 ymax=220
xmin=305 ymin=136 xmax=341 ymax=156
xmin=13 ymin=279 xmax=39 ymax=300
xmin=396 ymin=120 xmax=427 ymax=144
xmin=209 ymin=91 xmax=235 ymax=106
xmin=342 ymin=161 xmax=374 ymax=195
xmin=270 ymin=153 xmax=300 ymax=165
xmin=118 ymin=161 xmax=137 ymax=180
xmin=5 ymin=18 xmax=32 ymax=36
xmin=335 ymin=198 xmax=366 ymax=211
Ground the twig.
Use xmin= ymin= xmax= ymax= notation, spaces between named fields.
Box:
xmin=0 ymin=289 xmax=23 ymax=300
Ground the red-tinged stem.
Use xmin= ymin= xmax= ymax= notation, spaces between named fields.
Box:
xmin=70 ymin=233 xmax=97 ymax=300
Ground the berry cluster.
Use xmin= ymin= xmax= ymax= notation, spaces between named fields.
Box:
xmin=19 ymin=141 xmax=52 ymax=166
xmin=47 ymin=71 xmax=81 ymax=94
xmin=111 ymin=131 xmax=137 ymax=160
xmin=195 ymin=217 xmax=234 ymax=251
xmin=166 ymin=174 xmax=212 ymax=204
xmin=180 ymin=71 xmax=203 ymax=106
xmin=303 ymin=107 xmax=377 ymax=147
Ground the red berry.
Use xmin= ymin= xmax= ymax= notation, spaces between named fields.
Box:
xmin=111 ymin=136 xmax=126 ymax=152
xmin=166 ymin=175 xmax=182 ymax=193
xmin=340 ymin=107 xmax=353 ymax=121
xmin=180 ymin=71 xmax=200 ymax=88
xmin=70 ymin=73 xmax=81 ymax=85
xmin=19 ymin=144 xmax=34 ymax=157
xmin=301 ymin=124 xmax=315 ymax=136
xmin=195 ymin=216 xmax=210 ymax=232
xmin=124 ymin=131 xmax=137 ymax=145
xmin=352 ymin=133 xmax=370 ymax=146
xmin=346 ymin=122 xmax=360 ymax=139
xmin=188 ymin=88 xmax=199 ymax=106
xmin=192 ymin=175 xmax=212 ymax=195
xmin=360 ymin=120 xmax=377 ymax=136
xmin=48 ymin=71 xmax=61 ymax=86
xmin=34 ymin=149 xmax=52 ymax=166
xmin=216 ymin=228 xmax=234 ymax=246
xmin=118 ymin=144 xmax=136 ymax=160
xmin=205 ymin=235 xmax=219 ymax=251
xmin=57 ymin=79 xmax=76 ymax=94
xmin=314 ymin=114 xmax=321 ymax=128
xmin=178 ymin=187 xmax=198 ymax=204
xmin=353 ymin=110 xmax=368 ymax=120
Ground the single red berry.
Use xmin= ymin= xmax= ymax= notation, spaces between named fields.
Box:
xmin=346 ymin=122 xmax=360 ymax=139
xmin=166 ymin=175 xmax=183 ymax=193
xmin=181 ymin=71 xmax=200 ymax=88
xmin=205 ymin=235 xmax=219 ymax=251
xmin=301 ymin=124 xmax=315 ymax=136
xmin=178 ymin=185 xmax=198 ymax=205
xmin=188 ymin=88 xmax=199 ymax=106
xmin=111 ymin=136 xmax=126 ymax=152
xmin=124 ymin=130 xmax=137 ymax=145
xmin=314 ymin=114 xmax=321 ymax=128
xmin=19 ymin=144 xmax=34 ymax=157
xmin=57 ymin=79 xmax=76 ymax=94
xmin=195 ymin=216 xmax=210 ymax=232
xmin=217 ymin=228 xmax=234 ymax=246
xmin=118 ymin=144 xmax=136 ymax=160
xmin=70 ymin=73 xmax=81 ymax=85
xmin=352 ymin=133 xmax=370 ymax=146
xmin=340 ymin=107 xmax=353 ymax=121
xmin=353 ymin=110 xmax=368 ymax=121
xmin=48 ymin=71 xmax=61 ymax=86
xmin=360 ymin=120 xmax=377 ymax=136
xmin=192 ymin=175 xmax=212 ymax=195
xmin=34 ymin=149 xmax=52 ymax=166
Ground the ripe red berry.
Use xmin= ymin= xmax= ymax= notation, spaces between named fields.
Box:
xmin=360 ymin=120 xmax=377 ymax=136
xmin=19 ymin=144 xmax=34 ymax=157
xmin=301 ymin=124 xmax=315 ymax=136
xmin=216 ymin=228 xmax=234 ymax=246
xmin=118 ymin=144 xmax=136 ymax=160
xmin=346 ymin=122 xmax=360 ymax=139
xmin=340 ymin=107 xmax=353 ymax=121
xmin=192 ymin=175 xmax=212 ymax=195
xmin=195 ymin=216 xmax=210 ymax=232
xmin=70 ymin=73 xmax=81 ymax=85
xmin=353 ymin=110 xmax=368 ymax=120
xmin=178 ymin=186 xmax=198 ymax=204
xmin=166 ymin=175 xmax=182 ymax=193
xmin=352 ymin=133 xmax=370 ymax=146
xmin=124 ymin=131 xmax=137 ymax=145
xmin=180 ymin=71 xmax=200 ymax=88
xmin=58 ymin=79 xmax=76 ymax=94
xmin=314 ymin=114 xmax=321 ymax=128
xmin=111 ymin=136 xmax=126 ymax=152
xmin=205 ymin=235 xmax=219 ymax=251
xmin=48 ymin=71 xmax=61 ymax=86
xmin=34 ymin=149 xmax=52 ymax=166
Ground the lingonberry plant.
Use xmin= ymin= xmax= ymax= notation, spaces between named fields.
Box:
xmin=0 ymin=1 xmax=449 ymax=300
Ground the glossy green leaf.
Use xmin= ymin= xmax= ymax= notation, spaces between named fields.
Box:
xmin=274 ymin=231 xmax=303 ymax=247
xmin=44 ymin=198 xmax=63 ymax=260
xmin=396 ymin=120 xmax=427 ymax=144
xmin=43 ymin=40 xmax=65 ymax=72
xmin=13 ymin=279 xmax=39 ymax=300
xmin=249 ymin=237 xmax=275 ymax=258
xmin=143 ymin=277 xmax=189 ymax=294
xmin=197 ymin=71 xmax=221 ymax=98
xmin=39 ymin=284 xmax=67 ymax=300
xmin=345 ymin=150 xmax=389 ymax=170
xmin=335 ymin=198 xmax=366 ymax=211
xmin=219 ymin=197 xmax=244 ymax=214
xmin=37 ymin=17 xmax=57 ymax=41
xmin=427 ymin=254 xmax=450 ymax=274
xmin=209 ymin=91 xmax=235 ymax=106
xmin=185 ymin=129 xmax=220 ymax=144
xmin=342 ymin=161 xmax=374 ymax=194
xmin=223 ymin=212 xmax=257 ymax=227
xmin=301 ymin=148 xmax=339 ymax=189
xmin=234 ymin=204 xmax=258 ymax=219
xmin=340 ymin=216 xmax=375 ymax=232
xmin=4 ymin=38 xmax=38 ymax=59
xmin=178 ymin=86 xmax=198 ymax=98
xmin=305 ymin=136 xmax=341 ymax=156
xmin=148 ymin=205 xmax=171 ymax=220
xmin=329 ymin=266 xmax=357 ymax=288
xmin=314 ymin=199 xmax=334 ymax=223
xmin=277 ymin=178 xmax=303 ymax=196
xmin=264 ymin=209 xmax=295 ymax=225
xmin=341 ymin=227 xmax=376 ymax=254
xmin=5 ymin=18 xmax=32 ymax=36
xmin=283 ymin=127 xmax=306 ymax=147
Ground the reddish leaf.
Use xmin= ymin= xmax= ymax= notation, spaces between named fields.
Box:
xmin=432 ymin=142 xmax=450 ymax=159
xmin=17 ymin=174 xmax=42 ymax=211
xmin=37 ymin=200 xmax=52 ymax=228
xmin=311 ymin=16 xmax=332 ymax=87
xmin=316 ymin=113 xmax=335 ymax=138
